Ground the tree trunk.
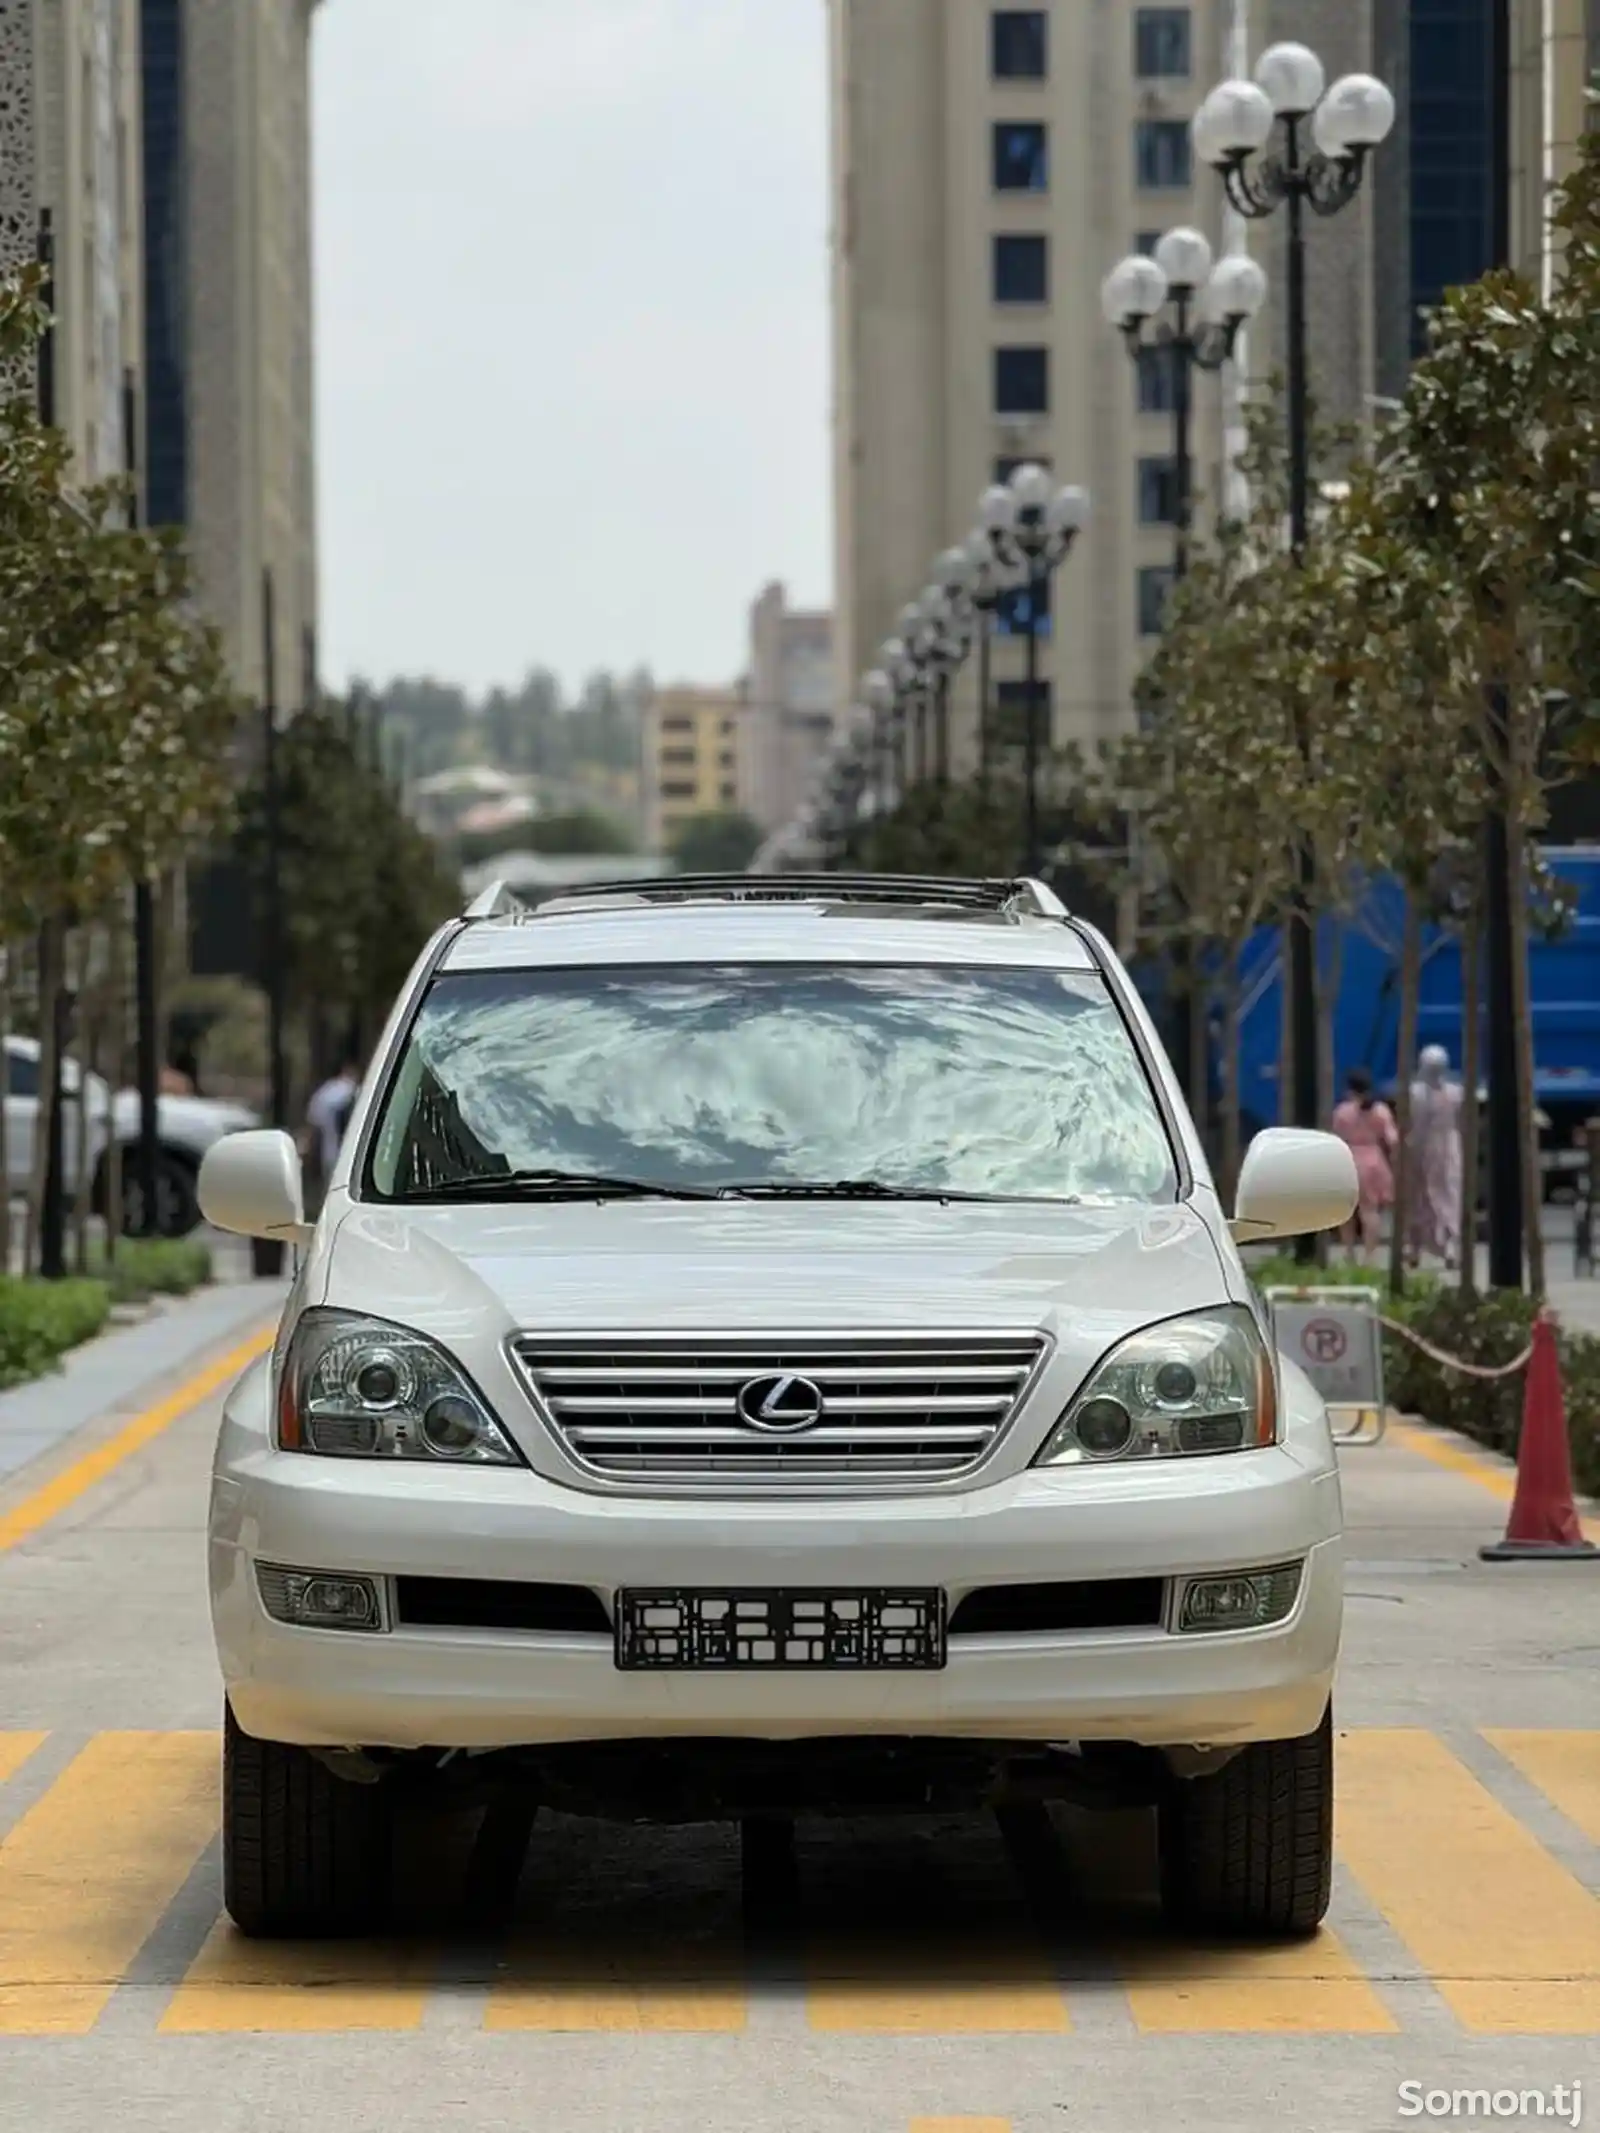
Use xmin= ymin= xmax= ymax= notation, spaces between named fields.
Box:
xmin=26 ymin=917 xmax=65 ymax=1275
xmin=1317 ymin=920 xmax=1346 ymax=1130
xmin=1188 ymin=946 xmax=1211 ymax=1165
xmin=0 ymin=939 xmax=11 ymax=1275
xmin=1458 ymin=883 xmax=1482 ymax=1296
xmin=70 ymin=924 xmax=95 ymax=1277
xmin=1386 ymin=886 xmax=1423 ymax=1298
xmin=1278 ymin=917 xmax=1295 ymax=1129
xmin=104 ymin=894 xmax=126 ymax=1266
xmin=1507 ymin=809 xmax=1544 ymax=1298
xmin=1220 ymin=951 xmax=1245 ymax=1204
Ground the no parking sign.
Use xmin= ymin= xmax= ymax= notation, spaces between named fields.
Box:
xmin=1264 ymin=1286 xmax=1386 ymax=1426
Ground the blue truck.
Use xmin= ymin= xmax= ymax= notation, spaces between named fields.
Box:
xmin=1139 ymin=845 xmax=1600 ymax=1169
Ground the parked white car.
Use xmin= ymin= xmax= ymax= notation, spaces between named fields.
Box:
xmin=199 ymin=874 xmax=1357 ymax=1942
xmin=4 ymin=1034 xmax=258 ymax=1235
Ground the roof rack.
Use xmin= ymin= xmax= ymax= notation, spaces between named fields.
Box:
xmin=498 ymin=873 xmax=1069 ymax=920
xmin=461 ymin=881 xmax=531 ymax=921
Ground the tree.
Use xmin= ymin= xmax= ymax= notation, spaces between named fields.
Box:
xmin=669 ymin=810 xmax=764 ymax=874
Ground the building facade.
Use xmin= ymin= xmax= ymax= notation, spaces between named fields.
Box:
xmin=142 ymin=0 xmax=319 ymax=706
xmin=742 ymin=582 xmax=836 ymax=832
xmin=0 ymin=0 xmax=144 ymax=484
xmin=1510 ymin=0 xmax=1598 ymax=288
xmin=641 ymin=686 xmax=746 ymax=855
xmin=828 ymin=0 xmax=1381 ymax=764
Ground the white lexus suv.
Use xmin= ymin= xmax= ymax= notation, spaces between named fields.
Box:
xmin=199 ymin=874 xmax=1357 ymax=1942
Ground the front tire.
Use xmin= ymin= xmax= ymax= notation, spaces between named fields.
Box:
xmin=223 ymin=1704 xmax=393 ymax=1938
xmin=1157 ymin=1703 xmax=1333 ymax=1937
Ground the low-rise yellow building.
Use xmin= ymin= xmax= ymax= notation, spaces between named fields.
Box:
xmin=641 ymin=687 xmax=745 ymax=856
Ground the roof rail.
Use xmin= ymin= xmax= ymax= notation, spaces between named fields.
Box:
xmin=462 ymin=881 xmax=530 ymax=921
xmin=522 ymin=873 xmax=1069 ymax=919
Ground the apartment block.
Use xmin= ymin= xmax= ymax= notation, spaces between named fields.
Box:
xmin=142 ymin=0 xmax=320 ymax=706
xmin=0 ymin=0 xmax=144 ymax=486
xmin=742 ymin=583 xmax=836 ymax=833
xmin=642 ymin=687 xmax=746 ymax=856
xmin=828 ymin=0 xmax=1380 ymax=764
xmin=1510 ymin=0 xmax=1599 ymax=290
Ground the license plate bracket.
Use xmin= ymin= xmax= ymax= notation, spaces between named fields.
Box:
xmin=614 ymin=1588 xmax=947 ymax=1671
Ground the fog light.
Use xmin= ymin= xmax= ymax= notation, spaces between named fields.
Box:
xmin=1177 ymin=1562 xmax=1302 ymax=1634
xmin=256 ymin=1564 xmax=384 ymax=1632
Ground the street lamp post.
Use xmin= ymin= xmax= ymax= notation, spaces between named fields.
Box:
xmin=977 ymin=466 xmax=1090 ymax=877
xmin=1102 ymin=230 xmax=1267 ymax=581
xmin=1102 ymin=231 xmax=1266 ymax=1120
xmin=1191 ymin=47 xmax=1395 ymax=1142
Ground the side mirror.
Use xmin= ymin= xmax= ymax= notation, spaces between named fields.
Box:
xmin=198 ymin=1128 xmax=310 ymax=1243
xmin=1230 ymin=1127 xmax=1358 ymax=1244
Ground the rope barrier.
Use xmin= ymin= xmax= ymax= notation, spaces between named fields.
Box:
xmin=1376 ymin=1314 xmax=1535 ymax=1381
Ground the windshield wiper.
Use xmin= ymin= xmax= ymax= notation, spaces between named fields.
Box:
xmin=397 ymin=1169 xmax=722 ymax=1203
xmin=719 ymin=1178 xmax=1037 ymax=1203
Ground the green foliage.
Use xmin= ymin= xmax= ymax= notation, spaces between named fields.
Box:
xmin=366 ymin=668 xmax=650 ymax=787
xmin=0 ymin=266 xmax=241 ymax=937
xmin=456 ymin=807 xmax=635 ymax=866
xmin=92 ymin=1235 xmax=212 ymax=1303
xmin=0 ymin=1276 xmax=111 ymax=1389
xmin=233 ymin=708 xmax=461 ymax=1043
xmin=669 ymin=809 xmax=765 ymax=874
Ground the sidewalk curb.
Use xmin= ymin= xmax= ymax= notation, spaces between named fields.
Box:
xmin=0 ymin=1278 xmax=287 ymax=1485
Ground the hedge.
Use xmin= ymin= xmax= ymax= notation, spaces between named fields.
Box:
xmin=0 ymin=1278 xmax=112 ymax=1391
xmin=94 ymin=1235 xmax=212 ymax=1304
xmin=1249 ymin=1256 xmax=1600 ymax=1500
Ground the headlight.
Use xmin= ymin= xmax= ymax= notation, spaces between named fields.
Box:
xmin=276 ymin=1308 xmax=523 ymax=1466
xmin=1034 ymin=1308 xmax=1276 ymax=1466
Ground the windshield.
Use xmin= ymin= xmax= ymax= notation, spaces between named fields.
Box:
xmin=366 ymin=962 xmax=1177 ymax=1204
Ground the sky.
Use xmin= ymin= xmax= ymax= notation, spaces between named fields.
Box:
xmin=312 ymin=0 xmax=831 ymax=701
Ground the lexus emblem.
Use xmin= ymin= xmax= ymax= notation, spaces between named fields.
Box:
xmin=735 ymin=1372 xmax=826 ymax=1435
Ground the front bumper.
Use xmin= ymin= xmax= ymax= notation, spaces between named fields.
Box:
xmin=212 ymin=1447 xmax=1342 ymax=1753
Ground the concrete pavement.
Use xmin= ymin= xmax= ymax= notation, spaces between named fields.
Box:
xmin=0 ymin=1297 xmax=1597 ymax=2132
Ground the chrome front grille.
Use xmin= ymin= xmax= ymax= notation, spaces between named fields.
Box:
xmin=509 ymin=1332 xmax=1048 ymax=1489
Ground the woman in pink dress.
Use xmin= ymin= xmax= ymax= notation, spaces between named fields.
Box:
xmin=1330 ymin=1067 xmax=1399 ymax=1261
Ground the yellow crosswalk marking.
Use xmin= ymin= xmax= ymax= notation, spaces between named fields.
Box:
xmin=1486 ymin=1730 xmax=1600 ymax=1848
xmin=0 ymin=1733 xmax=47 ymax=1788
xmin=159 ymin=1918 xmax=435 ymax=2033
xmin=1118 ymin=1924 xmax=1398 ymax=2033
xmin=484 ymin=1934 xmax=746 ymax=2032
xmin=910 ymin=2122 xmax=1012 ymax=2132
xmin=1337 ymin=1729 xmax=1600 ymax=2033
xmin=0 ymin=1732 xmax=216 ymax=2035
xmin=806 ymin=1932 xmax=1070 ymax=2033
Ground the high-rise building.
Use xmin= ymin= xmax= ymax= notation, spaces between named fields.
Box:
xmin=140 ymin=0 xmax=320 ymax=706
xmin=742 ymin=583 xmax=836 ymax=832
xmin=0 ymin=0 xmax=145 ymax=484
xmin=1510 ymin=0 xmax=1598 ymax=288
xmin=641 ymin=686 xmax=746 ymax=855
xmin=828 ymin=1 xmax=1380 ymax=763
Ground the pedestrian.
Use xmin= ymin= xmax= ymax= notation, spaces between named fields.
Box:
xmin=1330 ymin=1066 xmax=1399 ymax=1263
xmin=1405 ymin=1044 xmax=1464 ymax=1269
xmin=302 ymin=1056 xmax=361 ymax=1206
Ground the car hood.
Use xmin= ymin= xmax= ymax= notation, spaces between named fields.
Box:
xmin=316 ymin=1196 xmax=1232 ymax=1344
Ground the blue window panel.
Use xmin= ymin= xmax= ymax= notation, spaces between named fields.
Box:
xmin=1136 ymin=119 xmax=1192 ymax=190
xmin=1138 ymin=565 xmax=1176 ymax=635
xmin=994 ymin=345 xmax=1050 ymax=415
xmin=994 ymin=233 xmax=1049 ymax=303
xmin=141 ymin=0 xmax=188 ymax=527
xmin=994 ymin=121 xmax=1049 ymax=192
xmin=994 ymin=570 xmax=1053 ymax=639
xmin=992 ymin=10 xmax=1049 ymax=79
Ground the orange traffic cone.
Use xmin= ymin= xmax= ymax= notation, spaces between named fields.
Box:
xmin=1480 ymin=1312 xmax=1599 ymax=1561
